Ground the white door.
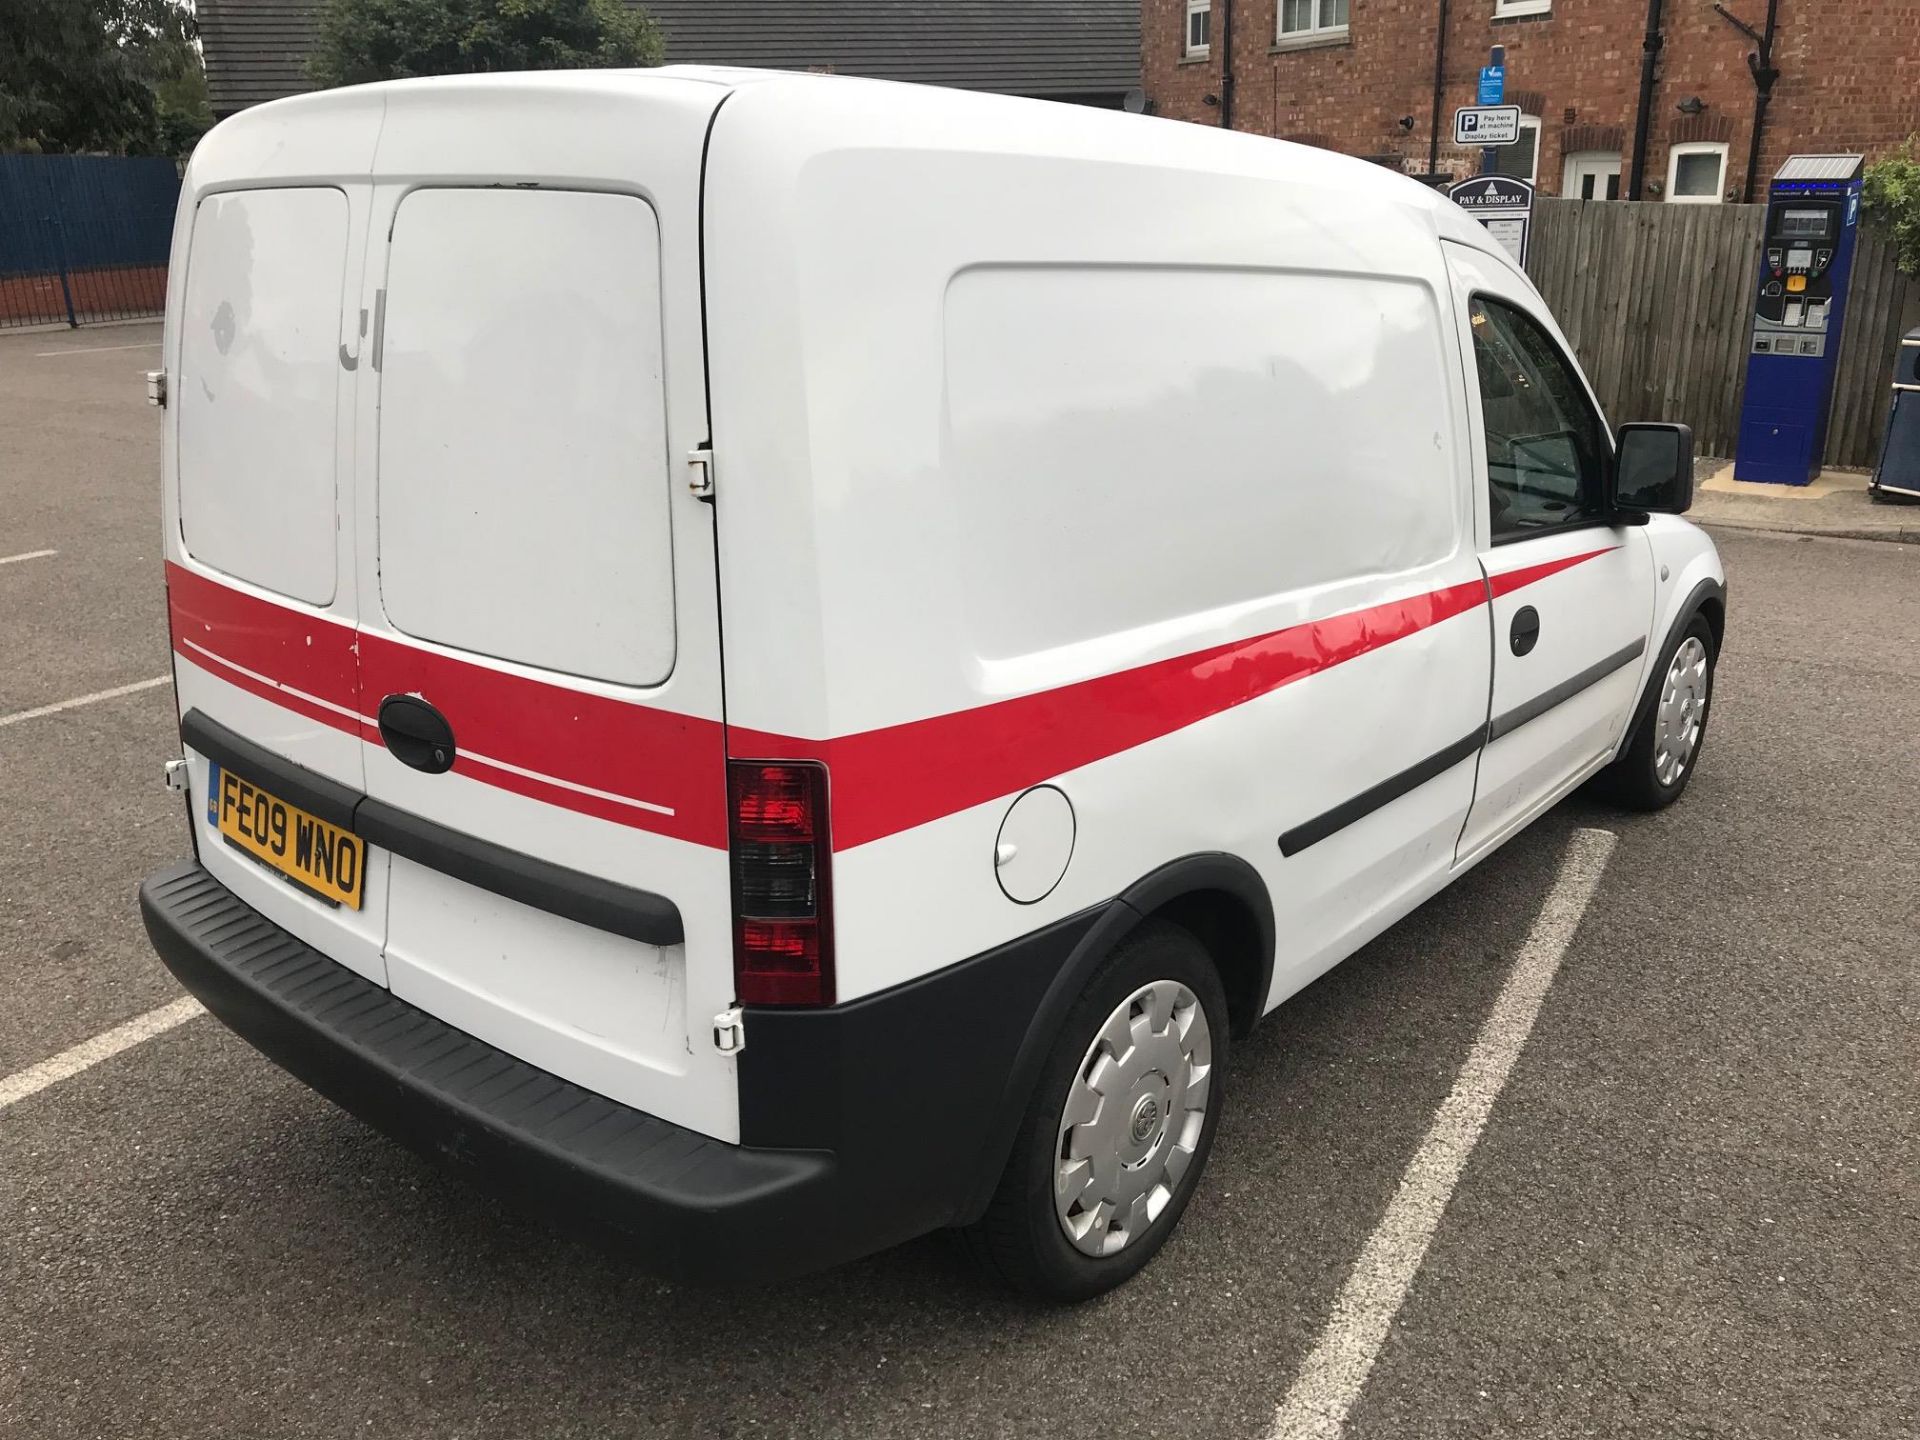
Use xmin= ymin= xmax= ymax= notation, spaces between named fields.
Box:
xmin=168 ymin=182 xmax=392 ymax=985
xmin=1563 ymin=151 xmax=1621 ymax=201
xmin=349 ymin=91 xmax=739 ymax=1141
xmin=1446 ymin=244 xmax=1655 ymax=859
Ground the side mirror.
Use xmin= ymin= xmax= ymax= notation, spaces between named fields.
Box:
xmin=1612 ymin=422 xmax=1694 ymax=516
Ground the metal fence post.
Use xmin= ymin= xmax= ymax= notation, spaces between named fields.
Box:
xmin=50 ymin=212 xmax=79 ymax=328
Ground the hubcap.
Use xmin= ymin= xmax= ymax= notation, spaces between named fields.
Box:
xmin=1654 ymin=635 xmax=1710 ymax=787
xmin=1053 ymin=979 xmax=1213 ymax=1258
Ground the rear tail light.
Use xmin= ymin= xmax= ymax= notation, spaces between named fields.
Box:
xmin=728 ymin=761 xmax=833 ymax=1006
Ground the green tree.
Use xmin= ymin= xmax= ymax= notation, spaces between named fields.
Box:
xmin=0 ymin=0 xmax=209 ymax=155
xmin=310 ymin=0 xmax=663 ymax=89
xmin=1863 ymin=139 xmax=1920 ymax=276
xmin=113 ymin=0 xmax=214 ymax=155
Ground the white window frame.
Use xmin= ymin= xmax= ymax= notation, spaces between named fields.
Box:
xmin=1184 ymin=0 xmax=1211 ymax=57
xmin=1666 ymin=141 xmax=1730 ymax=204
xmin=1494 ymin=0 xmax=1552 ymax=16
xmin=1276 ymin=0 xmax=1349 ymax=44
xmin=1489 ymin=115 xmax=1542 ymax=184
xmin=1562 ymin=150 xmax=1622 ymax=200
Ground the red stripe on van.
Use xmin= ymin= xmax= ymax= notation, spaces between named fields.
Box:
xmin=166 ymin=562 xmax=728 ymax=848
xmin=358 ymin=630 xmax=728 ymax=848
xmin=736 ymin=547 xmax=1619 ymax=850
xmin=1487 ymin=545 xmax=1618 ymax=597
xmin=168 ymin=546 xmax=1614 ymax=853
xmin=732 ymin=576 xmax=1495 ymax=851
xmin=171 ymin=631 xmax=371 ymax=737
xmin=166 ymin=563 xmax=360 ymax=711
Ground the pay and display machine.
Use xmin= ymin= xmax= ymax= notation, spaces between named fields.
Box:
xmin=1735 ymin=155 xmax=1865 ymax=486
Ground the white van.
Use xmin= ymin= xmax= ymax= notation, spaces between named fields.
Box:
xmin=141 ymin=66 xmax=1725 ymax=1300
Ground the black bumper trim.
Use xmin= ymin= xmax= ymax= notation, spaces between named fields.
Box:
xmin=180 ymin=709 xmax=683 ymax=948
xmin=139 ymin=858 xmax=840 ymax=1286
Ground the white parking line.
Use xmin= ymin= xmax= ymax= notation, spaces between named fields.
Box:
xmin=1268 ymin=827 xmax=1618 ymax=1440
xmin=0 ymin=675 xmax=170 ymax=729
xmin=32 ymin=341 xmax=162 ymax=357
xmin=0 ymin=549 xmax=58 ymax=566
xmin=0 ymin=997 xmax=204 ymax=1113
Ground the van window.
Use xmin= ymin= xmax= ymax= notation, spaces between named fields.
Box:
xmin=376 ymin=188 xmax=676 ymax=688
xmin=943 ymin=267 xmax=1459 ymax=660
xmin=177 ymin=187 xmax=350 ymax=606
xmin=1467 ymin=295 xmax=1608 ymax=542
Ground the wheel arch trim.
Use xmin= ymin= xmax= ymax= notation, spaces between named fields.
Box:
xmin=1618 ymin=575 xmax=1726 ymax=758
xmin=956 ymin=851 xmax=1275 ymax=1221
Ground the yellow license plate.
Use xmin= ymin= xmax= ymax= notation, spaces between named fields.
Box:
xmin=207 ymin=763 xmax=364 ymax=909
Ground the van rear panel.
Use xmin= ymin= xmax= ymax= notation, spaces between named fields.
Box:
xmin=162 ymin=75 xmax=739 ymax=1141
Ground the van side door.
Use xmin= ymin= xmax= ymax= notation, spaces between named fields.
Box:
xmin=1444 ymin=243 xmax=1656 ymax=858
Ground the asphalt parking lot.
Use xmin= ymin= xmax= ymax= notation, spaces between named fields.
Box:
xmin=2 ymin=319 xmax=1916 ymax=1440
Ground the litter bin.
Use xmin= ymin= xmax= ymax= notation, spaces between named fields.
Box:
xmin=1869 ymin=326 xmax=1920 ymax=502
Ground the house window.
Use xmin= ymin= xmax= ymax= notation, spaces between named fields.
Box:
xmin=1490 ymin=115 xmax=1541 ymax=183
xmin=1184 ymin=0 xmax=1211 ymax=56
xmin=1562 ymin=150 xmax=1621 ymax=200
xmin=1494 ymin=0 xmax=1552 ymax=16
xmin=1666 ymin=142 xmax=1729 ymax=203
xmin=1278 ymin=0 xmax=1348 ymax=42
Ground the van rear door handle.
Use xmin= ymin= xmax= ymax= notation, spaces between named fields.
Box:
xmin=378 ymin=695 xmax=456 ymax=774
xmin=1510 ymin=606 xmax=1541 ymax=656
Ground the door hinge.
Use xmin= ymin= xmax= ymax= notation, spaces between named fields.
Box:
xmin=687 ymin=447 xmax=715 ymax=499
xmin=145 ymin=369 xmax=167 ymax=408
xmin=713 ymin=1005 xmax=745 ymax=1055
xmin=162 ymin=758 xmax=190 ymax=793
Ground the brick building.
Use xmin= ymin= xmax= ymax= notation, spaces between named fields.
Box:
xmin=1144 ymin=0 xmax=1920 ymax=201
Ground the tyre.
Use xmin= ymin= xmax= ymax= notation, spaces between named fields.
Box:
xmin=962 ymin=918 xmax=1228 ymax=1302
xmin=1598 ymin=612 xmax=1717 ymax=811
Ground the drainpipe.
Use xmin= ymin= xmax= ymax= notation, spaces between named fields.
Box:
xmin=1626 ymin=0 xmax=1665 ymax=199
xmin=1219 ymin=0 xmax=1236 ymax=130
xmin=1427 ymin=0 xmax=1451 ymax=176
xmin=1715 ymin=0 xmax=1780 ymax=203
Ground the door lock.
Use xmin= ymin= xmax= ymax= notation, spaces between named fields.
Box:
xmin=1510 ymin=606 xmax=1541 ymax=656
xmin=377 ymin=694 xmax=457 ymax=774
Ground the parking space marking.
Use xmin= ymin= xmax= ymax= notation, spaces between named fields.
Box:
xmin=0 ymin=549 xmax=58 ymax=566
xmin=0 ymin=675 xmax=170 ymax=729
xmin=0 ymin=997 xmax=204 ymax=1113
xmin=1268 ymin=827 xmax=1618 ymax=1440
xmin=31 ymin=341 xmax=162 ymax=357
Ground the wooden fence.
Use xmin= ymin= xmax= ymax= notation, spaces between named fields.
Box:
xmin=1525 ymin=198 xmax=1920 ymax=468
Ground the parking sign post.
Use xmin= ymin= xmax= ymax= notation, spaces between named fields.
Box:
xmin=1478 ymin=46 xmax=1506 ymax=176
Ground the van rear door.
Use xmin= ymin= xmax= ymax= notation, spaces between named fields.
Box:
xmin=167 ymin=133 xmax=391 ymax=985
xmin=353 ymin=85 xmax=736 ymax=1142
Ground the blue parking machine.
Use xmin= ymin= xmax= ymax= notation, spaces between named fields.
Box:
xmin=1734 ymin=155 xmax=1866 ymax=487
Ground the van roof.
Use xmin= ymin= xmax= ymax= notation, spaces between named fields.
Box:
xmin=186 ymin=64 xmax=1522 ymax=279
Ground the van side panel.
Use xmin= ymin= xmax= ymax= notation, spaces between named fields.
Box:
xmin=704 ymin=82 xmax=1492 ymax=1009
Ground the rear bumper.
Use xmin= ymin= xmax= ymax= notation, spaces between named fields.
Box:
xmin=140 ymin=859 xmax=841 ymax=1285
xmin=142 ymin=857 xmax=1110 ymax=1284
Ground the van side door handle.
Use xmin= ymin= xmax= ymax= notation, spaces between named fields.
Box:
xmin=1510 ymin=606 xmax=1541 ymax=656
xmin=378 ymin=695 xmax=456 ymax=774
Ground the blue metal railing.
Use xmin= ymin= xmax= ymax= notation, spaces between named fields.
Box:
xmin=1 ymin=155 xmax=180 ymax=329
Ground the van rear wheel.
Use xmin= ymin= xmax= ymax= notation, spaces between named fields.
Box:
xmin=962 ymin=919 xmax=1227 ymax=1301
